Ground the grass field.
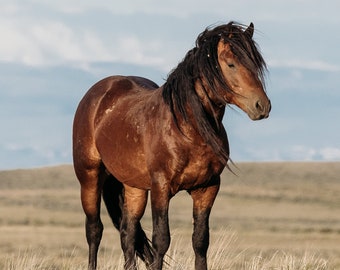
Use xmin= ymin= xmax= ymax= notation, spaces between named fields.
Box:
xmin=0 ymin=162 xmax=339 ymax=269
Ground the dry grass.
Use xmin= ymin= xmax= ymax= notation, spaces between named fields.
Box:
xmin=2 ymin=231 xmax=330 ymax=270
xmin=0 ymin=162 xmax=339 ymax=269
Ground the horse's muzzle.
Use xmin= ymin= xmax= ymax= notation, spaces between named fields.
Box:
xmin=250 ymin=99 xmax=271 ymax=120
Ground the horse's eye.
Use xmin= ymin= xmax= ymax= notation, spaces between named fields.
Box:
xmin=228 ymin=63 xmax=235 ymax=68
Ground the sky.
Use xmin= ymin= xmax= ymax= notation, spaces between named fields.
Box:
xmin=1 ymin=0 xmax=340 ymax=169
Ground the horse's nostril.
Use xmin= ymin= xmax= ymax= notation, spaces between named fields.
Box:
xmin=254 ymin=99 xmax=271 ymax=119
xmin=255 ymin=100 xmax=263 ymax=111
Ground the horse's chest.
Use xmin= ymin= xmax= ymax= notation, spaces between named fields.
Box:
xmin=173 ymin=149 xmax=224 ymax=191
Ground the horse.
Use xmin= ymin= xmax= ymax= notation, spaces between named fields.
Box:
xmin=73 ymin=21 xmax=271 ymax=270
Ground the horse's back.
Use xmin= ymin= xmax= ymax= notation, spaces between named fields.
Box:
xmin=73 ymin=75 xmax=159 ymax=176
xmin=76 ymin=76 xmax=158 ymax=116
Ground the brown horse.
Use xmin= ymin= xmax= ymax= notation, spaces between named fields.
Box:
xmin=73 ymin=21 xmax=271 ymax=270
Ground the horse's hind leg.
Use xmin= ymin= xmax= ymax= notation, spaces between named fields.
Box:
xmin=120 ymin=185 xmax=149 ymax=270
xmin=77 ymin=165 xmax=106 ymax=270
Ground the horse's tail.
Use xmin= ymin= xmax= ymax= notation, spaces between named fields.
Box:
xmin=102 ymin=175 xmax=154 ymax=267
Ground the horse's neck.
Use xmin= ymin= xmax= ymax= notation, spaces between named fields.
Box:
xmin=194 ymin=81 xmax=225 ymax=124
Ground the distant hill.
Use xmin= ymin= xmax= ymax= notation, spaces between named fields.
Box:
xmin=1 ymin=162 xmax=339 ymax=268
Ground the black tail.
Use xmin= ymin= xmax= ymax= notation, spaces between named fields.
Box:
xmin=102 ymin=175 xmax=154 ymax=267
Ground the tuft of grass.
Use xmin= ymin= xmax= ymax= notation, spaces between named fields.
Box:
xmin=3 ymin=248 xmax=119 ymax=270
xmin=242 ymin=252 xmax=328 ymax=270
xmin=4 ymin=249 xmax=48 ymax=270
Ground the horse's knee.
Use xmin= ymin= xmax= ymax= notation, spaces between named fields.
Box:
xmin=192 ymin=213 xmax=209 ymax=255
xmin=86 ymin=217 xmax=103 ymax=270
xmin=192 ymin=211 xmax=210 ymax=270
xmin=192 ymin=229 xmax=209 ymax=270
xmin=120 ymin=216 xmax=137 ymax=249
xmin=86 ymin=217 xmax=103 ymax=245
xmin=150 ymin=233 xmax=170 ymax=270
xmin=192 ymin=231 xmax=209 ymax=257
xmin=153 ymin=227 xmax=170 ymax=258
xmin=120 ymin=216 xmax=139 ymax=269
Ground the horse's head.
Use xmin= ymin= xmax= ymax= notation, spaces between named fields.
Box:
xmin=217 ymin=23 xmax=271 ymax=120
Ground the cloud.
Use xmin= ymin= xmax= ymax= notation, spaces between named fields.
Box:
xmin=0 ymin=1 xmax=183 ymax=73
xmin=3 ymin=1 xmax=340 ymax=73
xmin=0 ymin=16 xmax=108 ymax=66
xmin=268 ymin=59 xmax=340 ymax=72
xmin=0 ymin=16 xmax=169 ymax=72
xmin=234 ymin=145 xmax=340 ymax=162
xmin=23 ymin=0 xmax=236 ymax=17
xmin=279 ymin=146 xmax=340 ymax=161
xmin=26 ymin=0 xmax=340 ymax=22
xmin=319 ymin=147 xmax=340 ymax=160
xmin=289 ymin=145 xmax=318 ymax=161
xmin=114 ymin=36 xmax=169 ymax=70
xmin=0 ymin=142 xmax=71 ymax=169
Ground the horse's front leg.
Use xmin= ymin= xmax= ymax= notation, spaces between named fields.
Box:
xmin=190 ymin=177 xmax=220 ymax=270
xmin=150 ymin=177 xmax=171 ymax=270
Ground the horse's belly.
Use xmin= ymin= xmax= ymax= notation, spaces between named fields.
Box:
xmin=101 ymin=148 xmax=151 ymax=190
xmin=107 ymin=163 xmax=151 ymax=190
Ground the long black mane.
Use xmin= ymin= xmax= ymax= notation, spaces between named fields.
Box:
xmin=162 ymin=21 xmax=267 ymax=165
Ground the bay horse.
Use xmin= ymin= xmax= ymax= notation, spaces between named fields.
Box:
xmin=73 ymin=21 xmax=271 ymax=270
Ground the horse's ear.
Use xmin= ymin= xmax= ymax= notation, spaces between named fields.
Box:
xmin=244 ymin=22 xmax=254 ymax=38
